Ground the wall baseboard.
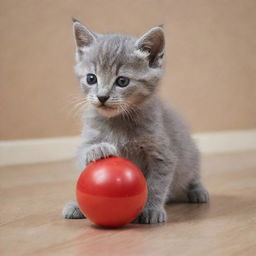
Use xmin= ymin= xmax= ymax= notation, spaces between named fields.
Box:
xmin=193 ymin=129 xmax=256 ymax=154
xmin=0 ymin=129 xmax=256 ymax=166
xmin=0 ymin=137 xmax=81 ymax=167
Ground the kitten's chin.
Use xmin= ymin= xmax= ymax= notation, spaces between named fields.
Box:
xmin=96 ymin=106 xmax=120 ymax=118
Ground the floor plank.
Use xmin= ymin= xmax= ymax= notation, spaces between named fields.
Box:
xmin=0 ymin=151 xmax=256 ymax=256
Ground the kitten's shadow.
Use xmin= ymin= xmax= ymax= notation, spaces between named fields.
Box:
xmin=166 ymin=194 xmax=248 ymax=223
xmin=89 ymin=194 xmax=244 ymax=230
xmin=76 ymin=195 xmax=244 ymax=256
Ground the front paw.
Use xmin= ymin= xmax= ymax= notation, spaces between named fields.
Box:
xmin=62 ymin=202 xmax=86 ymax=219
xmin=133 ymin=207 xmax=167 ymax=224
xmin=86 ymin=142 xmax=118 ymax=165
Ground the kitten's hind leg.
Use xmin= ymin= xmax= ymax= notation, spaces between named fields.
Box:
xmin=62 ymin=201 xmax=86 ymax=219
xmin=187 ymin=180 xmax=209 ymax=203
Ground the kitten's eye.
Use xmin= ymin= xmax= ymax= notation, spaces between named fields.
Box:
xmin=86 ymin=74 xmax=97 ymax=85
xmin=115 ymin=76 xmax=130 ymax=87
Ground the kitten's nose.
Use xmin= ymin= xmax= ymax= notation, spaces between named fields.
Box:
xmin=97 ymin=95 xmax=109 ymax=104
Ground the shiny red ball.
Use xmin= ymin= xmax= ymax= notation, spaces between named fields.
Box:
xmin=76 ymin=156 xmax=147 ymax=227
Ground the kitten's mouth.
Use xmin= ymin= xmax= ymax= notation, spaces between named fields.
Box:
xmin=96 ymin=104 xmax=119 ymax=118
xmin=98 ymin=104 xmax=116 ymax=110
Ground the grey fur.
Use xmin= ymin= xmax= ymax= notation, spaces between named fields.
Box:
xmin=62 ymin=201 xmax=85 ymax=219
xmin=63 ymin=20 xmax=209 ymax=224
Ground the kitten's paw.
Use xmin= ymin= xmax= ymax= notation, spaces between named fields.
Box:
xmin=86 ymin=142 xmax=118 ymax=165
xmin=62 ymin=202 xmax=86 ymax=219
xmin=133 ymin=207 xmax=167 ymax=224
xmin=187 ymin=188 xmax=209 ymax=203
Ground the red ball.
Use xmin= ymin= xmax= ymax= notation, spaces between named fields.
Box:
xmin=76 ymin=156 xmax=147 ymax=227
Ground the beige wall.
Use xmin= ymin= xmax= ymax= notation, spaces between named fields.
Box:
xmin=0 ymin=0 xmax=255 ymax=140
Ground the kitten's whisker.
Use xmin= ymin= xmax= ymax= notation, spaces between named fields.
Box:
xmin=70 ymin=98 xmax=88 ymax=117
xmin=66 ymin=94 xmax=87 ymax=104
xmin=120 ymin=102 xmax=138 ymax=125
xmin=119 ymin=104 xmax=129 ymax=121
xmin=126 ymin=101 xmax=140 ymax=120
xmin=127 ymin=103 xmax=140 ymax=125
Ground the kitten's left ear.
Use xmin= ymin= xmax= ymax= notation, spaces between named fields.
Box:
xmin=135 ymin=26 xmax=165 ymax=67
xmin=72 ymin=18 xmax=97 ymax=58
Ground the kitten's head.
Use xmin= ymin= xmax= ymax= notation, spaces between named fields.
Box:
xmin=73 ymin=19 xmax=165 ymax=118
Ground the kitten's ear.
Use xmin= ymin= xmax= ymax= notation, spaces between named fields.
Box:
xmin=135 ymin=26 xmax=165 ymax=67
xmin=72 ymin=18 xmax=97 ymax=58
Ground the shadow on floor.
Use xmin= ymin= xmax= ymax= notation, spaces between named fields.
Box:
xmin=167 ymin=193 xmax=252 ymax=223
xmin=86 ymin=193 xmax=249 ymax=230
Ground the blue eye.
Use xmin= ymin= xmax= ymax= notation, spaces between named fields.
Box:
xmin=115 ymin=76 xmax=130 ymax=87
xmin=87 ymin=74 xmax=97 ymax=85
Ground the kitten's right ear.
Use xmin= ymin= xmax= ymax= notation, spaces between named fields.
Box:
xmin=72 ymin=18 xmax=97 ymax=57
xmin=135 ymin=26 xmax=165 ymax=67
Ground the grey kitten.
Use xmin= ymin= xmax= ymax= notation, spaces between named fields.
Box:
xmin=62 ymin=19 xmax=209 ymax=224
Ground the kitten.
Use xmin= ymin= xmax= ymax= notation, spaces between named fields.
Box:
xmin=62 ymin=19 xmax=209 ymax=224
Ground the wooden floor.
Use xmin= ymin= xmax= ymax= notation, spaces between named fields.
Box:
xmin=1 ymin=151 xmax=256 ymax=256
